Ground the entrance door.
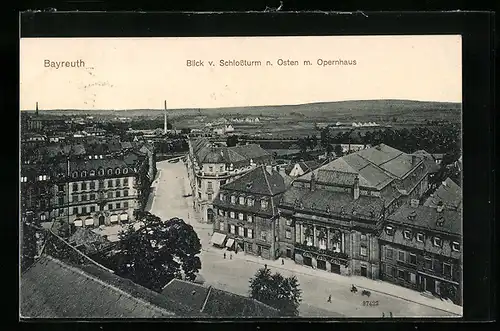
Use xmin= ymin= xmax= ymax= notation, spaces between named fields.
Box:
xmin=425 ymin=277 xmax=435 ymax=292
xmin=303 ymin=256 xmax=312 ymax=267
xmin=207 ymin=209 xmax=214 ymax=223
xmin=360 ymin=265 xmax=368 ymax=277
xmin=317 ymin=260 xmax=327 ymax=270
xmin=286 ymin=249 xmax=292 ymax=258
xmin=98 ymin=215 xmax=105 ymax=226
xmin=331 ymin=263 xmax=341 ymax=274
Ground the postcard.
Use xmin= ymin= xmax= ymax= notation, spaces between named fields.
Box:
xmin=20 ymin=35 xmax=463 ymax=319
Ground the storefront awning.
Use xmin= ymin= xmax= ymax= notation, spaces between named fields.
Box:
xmin=84 ymin=218 xmax=94 ymax=226
xmin=225 ymin=238 xmax=235 ymax=248
xmin=74 ymin=220 xmax=83 ymax=227
xmin=120 ymin=213 xmax=128 ymax=221
xmin=110 ymin=215 xmax=119 ymax=223
xmin=210 ymin=232 xmax=226 ymax=246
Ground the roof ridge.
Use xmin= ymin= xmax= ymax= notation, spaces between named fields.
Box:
xmin=200 ymin=285 xmax=212 ymax=313
xmin=262 ymin=166 xmax=274 ymax=195
xmin=43 ymin=255 xmax=174 ymax=317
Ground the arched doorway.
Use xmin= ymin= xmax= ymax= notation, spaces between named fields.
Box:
xmin=98 ymin=215 xmax=105 ymax=226
xmin=207 ymin=209 xmax=214 ymax=223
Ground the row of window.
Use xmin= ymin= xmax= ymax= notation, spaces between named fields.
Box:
xmin=217 ymin=208 xmax=254 ymax=223
xmin=71 ymin=201 xmax=129 ymax=215
xmin=220 ymin=222 xmax=255 ymax=239
xmin=67 ymin=189 xmax=130 ymax=203
xmin=385 ymin=265 xmax=418 ymax=284
xmin=70 ymin=167 xmax=131 ymax=179
xmin=20 ymin=175 xmax=49 ymax=182
xmin=385 ymin=247 xmax=453 ymax=277
xmin=220 ymin=193 xmax=269 ymax=209
xmin=385 ymin=225 xmax=460 ymax=251
xmin=68 ymin=178 xmax=129 ymax=192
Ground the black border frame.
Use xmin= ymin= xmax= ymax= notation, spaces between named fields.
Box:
xmin=14 ymin=9 xmax=495 ymax=328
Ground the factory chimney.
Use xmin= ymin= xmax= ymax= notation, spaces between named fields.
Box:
xmin=36 ymin=102 xmax=39 ymax=116
xmin=163 ymin=100 xmax=168 ymax=134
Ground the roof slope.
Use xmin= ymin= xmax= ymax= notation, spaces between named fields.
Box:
xmin=424 ymin=178 xmax=462 ymax=210
xmin=161 ymin=279 xmax=280 ymax=317
xmin=221 ymin=165 xmax=286 ymax=196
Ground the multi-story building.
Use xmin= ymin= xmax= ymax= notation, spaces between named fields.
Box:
xmin=212 ymin=165 xmax=289 ymax=260
xmin=379 ymin=178 xmax=462 ymax=305
xmin=20 ymin=150 xmax=152 ymax=237
xmin=278 ymin=144 xmax=432 ymax=278
xmin=186 ymin=137 xmax=272 ymax=223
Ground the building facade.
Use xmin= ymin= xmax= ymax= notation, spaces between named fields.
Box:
xmin=186 ymin=137 xmax=272 ymax=223
xmin=278 ymin=144 xmax=432 ymax=279
xmin=211 ymin=166 xmax=288 ymax=260
xmin=379 ymin=179 xmax=462 ymax=305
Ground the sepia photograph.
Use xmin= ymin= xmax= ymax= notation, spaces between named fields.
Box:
xmin=19 ymin=35 xmax=463 ymax=319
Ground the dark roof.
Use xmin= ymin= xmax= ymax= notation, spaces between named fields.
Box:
xmin=20 ymin=255 xmax=177 ymax=318
xmin=221 ymin=166 xmax=287 ymax=196
xmin=280 ymin=186 xmax=385 ymax=219
xmin=191 ymin=138 xmax=270 ymax=165
xmin=424 ymin=178 xmax=462 ymax=210
xmin=387 ymin=204 xmax=461 ymax=236
xmin=68 ymin=227 xmax=112 ymax=254
xmin=161 ymin=279 xmax=280 ymax=317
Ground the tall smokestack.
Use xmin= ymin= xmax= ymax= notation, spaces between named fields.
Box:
xmin=163 ymin=100 xmax=168 ymax=134
xmin=36 ymin=102 xmax=39 ymax=116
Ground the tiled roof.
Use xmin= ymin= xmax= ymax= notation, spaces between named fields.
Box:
xmin=20 ymin=255 xmax=177 ymax=318
xmin=387 ymin=204 xmax=461 ymax=236
xmin=424 ymin=178 xmax=462 ymax=210
xmin=68 ymin=227 xmax=113 ymax=254
xmin=161 ymin=279 xmax=280 ymax=317
xmin=221 ymin=166 xmax=286 ymax=196
xmin=191 ymin=138 xmax=270 ymax=166
xmin=280 ymin=186 xmax=385 ymax=219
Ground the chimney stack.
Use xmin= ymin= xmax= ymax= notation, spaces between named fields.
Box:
xmin=310 ymin=172 xmax=317 ymax=191
xmin=163 ymin=100 xmax=168 ymax=134
xmin=353 ymin=174 xmax=360 ymax=200
xmin=437 ymin=201 xmax=444 ymax=212
xmin=36 ymin=102 xmax=39 ymax=116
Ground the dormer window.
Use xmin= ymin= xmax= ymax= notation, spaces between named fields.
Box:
xmin=115 ymin=168 xmax=121 ymax=175
xmin=433 ymin=237 xmax=442 ymax=247
xmin=385 ymin=226 xmax=394 ymax=236
xmin=107 ymin=168 xmax=113 ymax=175
xmin=89 ymin=170 xmax=96 ymax=176
xmin=416 ymin=233 xmax=424 ymax=242
xmin=452 ymin=241 xmax=460 ymax=252
xmin=98 ymin=168 xmax=105 ymax=176
xmin=403 ymin=230 xmax=412 ymax=240
xmin=261 ymin=199 xmax=268 ymax=209
xmin=123 ymin=168 xmax=129 ymax=174
xmin=247 ymin=198 xmax=254 ymax=206
xmin=231 ymin=195 xmax=236 ymax=204
xmin=72 ymin=171 xmax=78 ymax=178
xmin=20 ymin=176 xmax=27 ymax=183
xmin=220 ymin=193 xmax=225 ymax=201
xmin=81 ymin=171 xmax=87 ymax=177
xmin=239 ymin=196 xmax=245 ymax=205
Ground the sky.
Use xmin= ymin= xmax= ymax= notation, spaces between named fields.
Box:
xmin=20 ymin=35 xmax=462 ymax=110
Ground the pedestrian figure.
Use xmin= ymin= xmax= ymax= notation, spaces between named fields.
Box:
xmin=230 ymin=254 xmax=232 ymax=260
xmin=390 ymin=312 xmax=393 ymax=318
xmin=223 ymin=252 xmax=226 ymax=259
xmin=382 ymin=313 xmax=385 ymax=318
xmin=327 ymin=295 xmax=332 ymax=303
xmin=264 ymin=264 xmax=267 ymax=269
xmin=282 ymin=259 xmax=284 ymax=265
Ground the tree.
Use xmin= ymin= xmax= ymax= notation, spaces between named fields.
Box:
xmin=334 ymin=144 xmax=343 ymax=157
xmin=99 ymin=213 xmax=202 ymax=292
xmin=249 ymin=267 xmax=302 ymax=316
xmin=21 ymin=222 xmax=37 ymax=272
xmin=226 ymin=135 xmax=239 ymax=147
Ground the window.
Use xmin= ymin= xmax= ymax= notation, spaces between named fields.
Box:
xmin=58 ymin=184 xmax=65 ymax=192
xmin=385 ymin=226 xmax=394 ymax=235
xmin=99 ymin=181 xmax=104 ymax=189
xmin=385 ymin=247 xmax=393 ymax=259
xmin=81 ymin=182 xmax=87 ymax=190
xmin=58 ymin=197 xmax=64 ymax=205
xmin=98 ymin=169 xmax=105 ymax=176
xmin=198 ymin=192 xmax=202 ymax=199
xmin=219 ymin=222 xmax=225 ymax=231
xmin=40 ymin=214 xmax=46 ymax=221
xmin=260 ymin=231 xmax=267 ymax=241
xmin=107 ymin=168 xmax=113 ymax=175
xmin=247 ymin=215 xmax=253 ymax=223
xmin=238 ymin=213 xmax=244 ymax=221
xmin=82 ymin=194 xmax=88 ymax=201
xmin=72 ymin=171 xmax=78 ymax=178
xmin=207 ymin=181 xmax=213 ymax=190
xmin=398 ymin=251 xmax=405 ymax=261
xmin=285 ymin=230 xmax=292 ymax=239
xmin=123 ymin=168 xmax=129 ymax=175
xmin=230 ymin=225 xmax=236 ymax=234
xmin=409 ymin=253 xmax=417 ymax=265
xmin=107 ymin=192 xmax=113 ymax=199
xmin=231 ymin=195 xmax=236 ymax=204
xmin=360 ymin=245 xmax=367 ymax=257
xmin=108 ymin=180 xmax=114 ymax=188
xmin=72 ymin=207 xmax=78 ymax=215
xmin=433 ymin=237 xmax=442 ymax=247
xmin=58 ymin=209 xmax=64 ymax=216
xmin=239 ymin=197 xmax=245 ymax=205
xmin=221 ymin=180 xmax=227 ymax=185
xmin=247 ymin=229 xmax=253 ymax=238
xmin=209 ymin=166 xmax=213 ymax=172
xmin=116 ymin=202 xmax=121 ymax=209
xmin=424 ymin=257 xmax=433 ymax=270
xmin=385 ymin=264 xmax=393 ymax=276
xmin=208 ymin=193 xmax=213 ymax=200
xmin=108 ymin=203 xmax=113 ymax=210
xmin=90 ymin=181 xmax=95 ymax=190
xmin=124 ymin=201 xmax=129 ymax=208
xmin=245 ymin=198 xmax=253 ymax=206
xmin=452 ymin=241 xmax=460 ymax=252
xmin=72 ymin=183 xmax=78 ymax=191
xmin=398 ymin=269 xmax=405 ymax=279
xmin=260 ymin=199 xmax=268 ymax=209
xmin=239 ymin=227 xmax=244 ymax=237
xmin=90 ymin=170 xmax=96 ymax=176
xmin=410 ymin=272 xmax=417 ymax=284
xmin=416 ymin=233 xmax=424 ymax=242
xmin=220 ymin=165 xmax=224 ymax=172
xmin=230 ymin=211 xmax=235 ymax=219
xmin=124 ymin=190 xmax=129 ymax=197
xmin=116 ymin=179 xmax=121 ymax=187
xmin=403 ymin=230 xmax=412 ymax=240
xmin=115 ymin=191 xmax=121 ymax=198
xmin=21 ymin=176 xmax=27 ymax=183
xmin=285 ymin=219 xmax=292 ymax=226
xmin=90 ymin=206 xmax=96 ymax=212
xmin=220 ymin=193 xmax=225 ymax=201
xmin=115 ymin=168 xmax=121 ymax=175
xmin=443 ymin=263 xmax=452 ymax=277
xmin=81 ymin=207 xmax=87 ymax=214
xmin=361 ymin=234 xmax=367 ymax=241
xmin=218 ymin=209 xmax=224 ymax=216
xmin=123 ymin=178 xmax=128 ymax=186
xmin=81 ymin=171 xmax=87 ymax=177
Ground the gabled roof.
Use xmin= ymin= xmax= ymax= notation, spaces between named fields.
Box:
xmin=221 ymin=166 xmax=286 ymax=196
xmin=161 ymin=279 xmax=280 ymax=317
xmin=424 ymin=178 xmax=462 ymax=210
